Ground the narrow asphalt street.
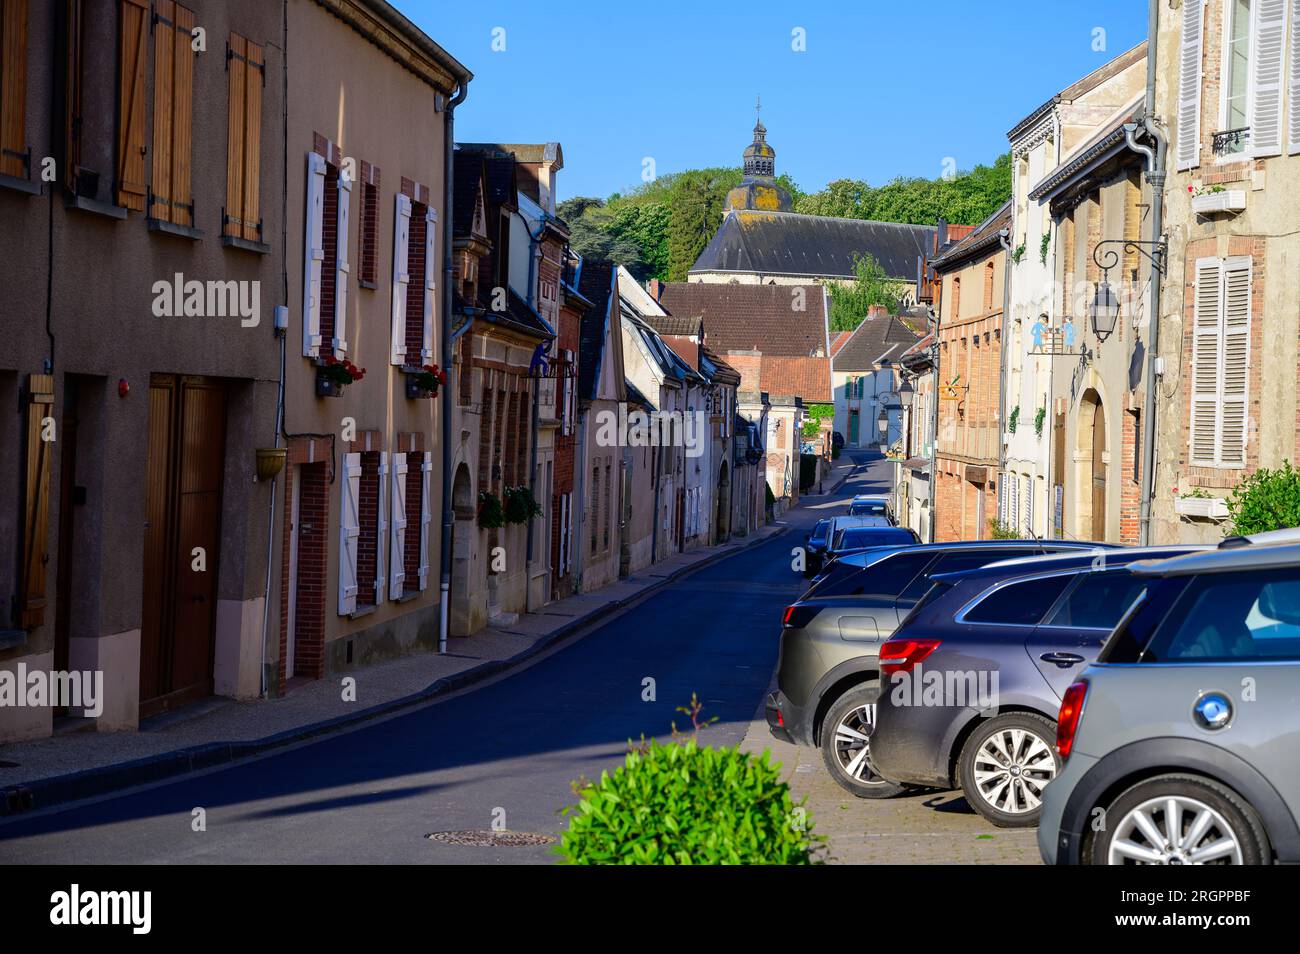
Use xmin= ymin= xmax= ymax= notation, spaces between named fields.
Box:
xmin=0 ymin=450 xmax=891 ymax=864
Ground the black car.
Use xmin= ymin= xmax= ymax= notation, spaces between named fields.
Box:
xmin=802 ymin=518 xmax=833 ymax=578
xmin=870 ymin=546 xmax=1202 ymax=827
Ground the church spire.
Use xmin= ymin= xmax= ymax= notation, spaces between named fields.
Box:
xmin=726 ymin=100 xmax=792 ymax=213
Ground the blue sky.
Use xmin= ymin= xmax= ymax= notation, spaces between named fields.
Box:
xmin=400 ymin=0 xmax=1148 ymax=201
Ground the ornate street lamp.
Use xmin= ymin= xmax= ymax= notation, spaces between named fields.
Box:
xmin=897 ymin=376 xmax=914 ymax=408
xmin=1090 ymin=238 xmax=1168 ymax=341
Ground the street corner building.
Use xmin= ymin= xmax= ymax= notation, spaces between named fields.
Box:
xmin=0 ymin=0 xmax=471 ymax=741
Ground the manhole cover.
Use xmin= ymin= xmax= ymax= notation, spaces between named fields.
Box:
xmin=425 ymin=829 xmax=554 ymax=848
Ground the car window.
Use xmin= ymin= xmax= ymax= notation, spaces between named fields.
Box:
xmin=808 ymin=519 xmax=831 ymax=546
xmin=1044 ymin=570 xmax=1147 ymax=629
xmin=817 ymin=550 xmax=935 ymax=598
xmin=962 ymin=574 xmax=1074 ymax=626
xmin=896 ymin=549 xmax=1034 ymax=603
xmin=849 ymin=502 xmax=887 ymax=516
xmin=897 ymin=580 xmax=953 ymax=630
xmin=1144 ymin=569 xmax=1300 ymax=662
xmin=838 ymin=528 xmax=918 ymax=550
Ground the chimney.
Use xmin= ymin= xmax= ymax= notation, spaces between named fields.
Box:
xmin=868 ymin=304 xmax=889 ymax=319
xmin=646 ymin=278 xmax=662 ymax=301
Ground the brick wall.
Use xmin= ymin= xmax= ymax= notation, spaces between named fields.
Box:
xmin=1120 ymin=408 xmax=1140 ymax=545
xmin=293 ymin=462 xmax=328 ymax=681
xmin=320 ymin=163 xmax=339 ymax=356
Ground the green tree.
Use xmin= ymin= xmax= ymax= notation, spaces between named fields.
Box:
xmin=826 ymin=253 xmax=903 ymax=331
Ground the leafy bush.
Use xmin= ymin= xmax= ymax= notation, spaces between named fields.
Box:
xmin=1034 ymin=406 xmax=1046 ymax=438
xmin=555 ymin=739 xmax=821 ymax=865
xmin=988 ymin=518 xmax=1019 ymax=539
xmin=1039 ymin=230 xmax=1051 ymax=265
xmin=1007 ymin=405 xmax=1020 ymax=434
xmin=1226 ymin=461 xmax=1300 ymax=535
xmin=502 ymin=485 xmax=542 ymax=525
xmin=477 ymin=490 xmax=504 ymax=529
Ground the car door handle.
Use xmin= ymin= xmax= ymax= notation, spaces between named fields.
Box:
xmin=1040 ymin=652 xmax=1085 ymax=667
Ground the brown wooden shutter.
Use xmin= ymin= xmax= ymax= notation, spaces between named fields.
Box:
xmin=1 ymin=0 xmax=29 ymax=180
xmin=62 ymin=0 xmax=83 ymax=191
xmin=116 ymin=0 xmax=148 ymax=210
xmin=20 ymin=374 xmax=53 ymax=629
xmin=225 ymin=33 xmax=263 ymax=241
xmin=150 ymin=1 xmax=194 ymax=225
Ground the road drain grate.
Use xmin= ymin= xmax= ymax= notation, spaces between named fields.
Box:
xmin=425 ymin=829 xmax=554 ymax=848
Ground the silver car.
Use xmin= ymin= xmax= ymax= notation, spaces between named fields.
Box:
xmin=1039 ymin=537 xmax=1300 ymax=865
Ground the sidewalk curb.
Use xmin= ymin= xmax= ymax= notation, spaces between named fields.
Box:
xmin=0 ymin=524 xmax=792 ymax=817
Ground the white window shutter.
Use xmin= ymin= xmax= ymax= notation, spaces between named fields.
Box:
xmin=998 ymin=477 xmax=1007 ymax=524
xmin=1009 ymin=474 xmax=1019 ymax=532
xmin=418 ymin=455 xmax=432 ymax=591
xmin=1290 ymin=0 xmax=1300 ymax=153
xmin=1250 ymin=0 xmax=1287 ymax=157
xmin=338 ymin=452 xmax=361 ymax=615
xmin=1022 ymin=476 xmax=1032 ymax=535
xmin=390 ymin=194 xmax=412 ymax=366
xmin=1190 ymin=257 xmax=1224 ymax=465
xmin=559 ymin=493 xmax=569 ymax=574
xmin=375 ymin=452 xmax=389 ymax=604
xmin=1176 ymin=0 xmax=1205 ymax=171
xmin=334 ymin=171 xmax=353 ymax=355
xmin=1219 ymin=257 xmax=1253 ymax=466
xmin=303 ymin=153 xmax=327 ymax=356
xmin=423 ymin=207 xmax=437 ymax=362
xmin=389 ymin=453 xmax=408 ymax=598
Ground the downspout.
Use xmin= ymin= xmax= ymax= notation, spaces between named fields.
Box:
xmin=1133 ymin=0 xmax=1167 ymax=546
xmin=997 ymin=229 xmax=1013 ymax=524
xmin=926 ymin=306 xmax=940 ymax=543
xmin=439 ymin=79 xmax=470 ymax=654
xmin=515 ymin=209 xmax=546 ymax=570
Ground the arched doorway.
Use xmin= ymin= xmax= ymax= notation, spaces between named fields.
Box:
xmin=715 ymin=461 xmax=731 ymax=544
xmin=1075 ymin=390 xmax=1107 ymax=541
xmin=449 ymin=462 xmax=475 ymax=635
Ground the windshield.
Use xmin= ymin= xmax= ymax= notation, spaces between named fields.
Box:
xmin=849 ymin=501 xmax=888 ymax=516
xmin=838 ymin=527 xmax=918 ymax=550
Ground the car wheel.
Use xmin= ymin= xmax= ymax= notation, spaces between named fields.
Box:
xmin=1089 ymin=774 xmax=1269 ymax=865
xmin=819 ymin=685 xmax=909 ymax=799
xmin=958 ymin=712 xmax=1060 ymax=828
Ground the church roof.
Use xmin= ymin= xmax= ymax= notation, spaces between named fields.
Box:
xmin=689 ymin=210 xmax=936 ymax=282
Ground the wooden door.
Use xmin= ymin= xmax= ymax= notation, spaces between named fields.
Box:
xmin=1090 ymin=401 xmax=1106 ymax=541
xmin=140 ymin=375 xmax=227 ymax=715
xmin=848 ymin=409 xmax=859 ymax=444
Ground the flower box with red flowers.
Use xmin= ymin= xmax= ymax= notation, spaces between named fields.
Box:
xmin=315 ymin=355 xmax=365 ymax=397
xmin=405 ymin=363 xmax=447 ymax=399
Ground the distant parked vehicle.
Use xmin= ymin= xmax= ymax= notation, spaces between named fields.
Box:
xmin=802 ymin=519 xmax=834 ymax=578
xmin=1040 ymin=536 xmax=1300 ymax=865
xmin=825 ymin=525 xmax=919 ymax=564
xmin=767 ymin=539 xmax=1112 ymax=797
xmin=847 ymin=495 xmax=894 ymax=523
xmin=869 ymin=546 xmax=1203 ymax=828
xmin=832 ymin=432 xmax=845 ymax=451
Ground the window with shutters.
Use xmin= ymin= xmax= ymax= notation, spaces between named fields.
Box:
xmin=303 ymin=144 xmax=350 ymax=359
xmin=148 ymin=1 xmax=195 ymax=227
xmin=1 ymin=0 xmax=30 ymax=182
xmin=116 ymin=0 xmax=148 ymax=209
xmin=1290 ymin=0 xmax=1300 ymax=153
xmin=394 ymin=182 xmax=436 ymax=368
xmin=1190 ymin=256 xmax=1252 ymax=467
xmin=224 ymin=33 xmax=264 ymax=244
xmin=590 ymin=463 xmax=600 ymax=554
xmin=603 ymin=463 xmax=612 ymax=550
xmin=352 ymin=451 xmax=384 ymax=610
xmin=1177 ymin=0 xmax=1207 ymax=170
xmin=403 ymin=451 xmax=425 ymax=595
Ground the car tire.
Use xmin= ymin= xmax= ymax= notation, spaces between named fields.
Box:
xmin=958 ymin=712 xmax=1060 ymax=828
xmin=819 ymin=684 xmax=910 ymax=799
xmin=1087 ymin=774 xmax=1270 ymax=865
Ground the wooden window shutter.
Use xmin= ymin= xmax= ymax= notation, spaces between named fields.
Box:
xmin=375 ymin=451 xmax=388 ymax=604
xmin=62 ymin=0 xmax=84 ymax=191
xmin=225 ymin=34 xmax=264 ymax=240
xmin=390 ymin=193 xmax=412 ymax=365
xmin=20 ymin=373 xmax=53 ymax=629
xmin=150 ymin=1 xmax=194 ymax=225
xmin=422 ymin=206 xmax=437 ymax=362
xmin=116 ymin=0 xmax=149 ymax=210
xmin=1250 ymin=0 xmax=1287 ymax=157
xmin=333 ymin=171 xmax=352 ymax=355
xmin=302 ymin=152 xmax=326 ymax=356
xmin=338 ymin=453 xmax=361 ymax=615
xmin=1 ymin=0 xmax=29 ymax=180
xmin=389 ymin=453 xmax=408 ymax=599
xmin=1290 ymin=0 xmax=1300 ymax=153
xmin=1189 ymin=257 xmax=1223 ymax=466
xmin=1218 ymin=257 xmax=1252 ymax=466
xmin=1175 ymin=0 xmax=1204 ymax=171
xmin=418 ymin=456 xmax=432 ymax=591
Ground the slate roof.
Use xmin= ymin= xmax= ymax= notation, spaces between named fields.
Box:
xmin=689 ymin=210 xmax=936 ymax=282
xmin=642 ymin=313 xmax=703 ymax=337
xmin=702 ymin=346 xmax=741 ymax=387
xmin=832 ymin=312 xmax=922 ymax=372
xmin=928 ymin=199 xmax=1013 ymax=273
xmin=658 ymin=282 xmax=828 ymax=358
xmin=759 ymin=356 xmax=832 ymax=403
xmin=577 ymin=261 xmax=615 ymax=400
xmin=452 ymin=151 xmax=485 ymax=237
xmin=1028 ymin=95 xmax=1144 ymax=202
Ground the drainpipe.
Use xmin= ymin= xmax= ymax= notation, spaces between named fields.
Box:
xmin=1132 ymin=0 xmax=1167 ymax=546
xmin=925 ymin=306 xmax=940 ymax=542
xmin=997 ymin=229 xmax=1013 ymax=503
xmin=438 ymin=79 xmax=470 ymax=655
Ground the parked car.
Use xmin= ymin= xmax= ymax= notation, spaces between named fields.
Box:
xmin=848 ymin=495 xmax=894 ymax=523
xmin=766 ymin=539 xmax=1112 ymax=797
xmin=826 ymin=525 xmax=919 ymax=563
xmin=802 ymin=518 xmax=834 ymax=578
xmin=832 ymin=431 xmax=845 ymax=451
xmin=1039 ymin=537 xmax=1300 ymax=865
xmin=869 ymin=546 xmax=1203 ymax=827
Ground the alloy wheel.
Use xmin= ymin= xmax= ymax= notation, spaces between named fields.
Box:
xmin=1108 ymin=796 xmax=1244 ymax=865
xmin=970 ymin=727 xmax=1056 ymax=815
xmin=833 ymin=703 xmax=881 ymax=782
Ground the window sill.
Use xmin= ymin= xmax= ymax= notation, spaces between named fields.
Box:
xmin=148 ymin=218 xmax=204 ymax=240
xmin=0 ymin=629 xmax=28 ymax=651
xmin=0 ymin=173 xmax=41 ymax=196
xmin=349 ymin=604 xmax=377 ymax=620
xmin=66 ymin=194 xmax=128 ymax=220
xmin=395 ymin=590 xmax=422 ymax=604
xmin=221 ymin=234 xmax=271 ymax=255
xmin=359 ymin=279 xmax=378 ymax=290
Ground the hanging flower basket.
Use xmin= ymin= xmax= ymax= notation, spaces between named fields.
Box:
xmin=477 ymin=490 xmax=505 ymax=529
xmin=316 ymin=355 xmax=365 ymax=397
xmin=405 ymin=363 xmax=447 ymax=399
xmin=503 ymin=485 xmax=543 ymax=525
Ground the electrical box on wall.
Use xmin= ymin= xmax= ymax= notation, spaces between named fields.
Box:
xmin=274 ymin=305 xmax=289 ymax=333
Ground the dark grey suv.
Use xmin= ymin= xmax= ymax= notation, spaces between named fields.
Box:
xmin=767 ymin=540 xmax=1111 ymax=797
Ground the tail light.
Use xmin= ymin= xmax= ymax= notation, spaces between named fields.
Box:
xmin=1057 ymin=680 xmax=1089 ymax=760
xmin=879 ymin=638 xmax=941 ymax=675
xmin=782 ymin=604 xmax=822 ymax=629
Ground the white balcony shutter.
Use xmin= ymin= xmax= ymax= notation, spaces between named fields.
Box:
xmin=1176 ymin=0 xmax=1205 ymax=171
xmin=1250 ymin=0 xmax=1287 ymax=157
xmin=418 ymin=455 xmax=432 ymax=591
xmin=375 ymin=451 xmax=388 ymax=604
xmin=1190 ymin=258 xmax=1224 ymax=465
xmin=1219 ymin=257 xmax=1253 ymax=466
xmin=338 ymin=452 xmax=361 ymax=615
xmin=1009 ymin=474 xmax=1019 ymax=531
xmin=303 ymin=152 xmax=327 ymax=356
xmin=422 ymin=206 xmax=437 ymax=362
xmin=1290 ymin=0 xmax=1300 ymax=153
xmin=333 ymin=171 xmax=353 ymax=355
xmin=389 ymin=453 xmax=408 ymax=598
xmin=1023 ymin=477 xmax=1033 ymax=535
xmin=390 ymin=193 xmax=412 ymax=366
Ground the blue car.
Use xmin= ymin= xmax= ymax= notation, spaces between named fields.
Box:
xmin=869 ymin=546 xmax=1203 ymax=828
